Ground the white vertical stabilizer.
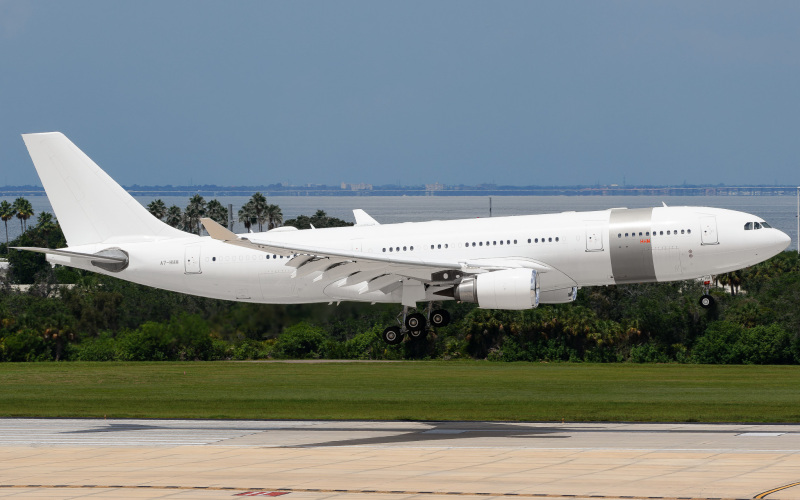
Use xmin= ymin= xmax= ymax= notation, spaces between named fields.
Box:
xmin=22 ymin=132 xmax=190 ymax=246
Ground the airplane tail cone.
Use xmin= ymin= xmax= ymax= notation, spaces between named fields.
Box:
xmin=21 ymin=132 xmax=189 ymax=246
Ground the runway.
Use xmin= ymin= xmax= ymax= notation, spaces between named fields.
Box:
xmin=1 ymin=419 xmax=800 ymax=499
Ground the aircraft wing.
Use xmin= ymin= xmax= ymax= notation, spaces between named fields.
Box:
xmin=201 ymin=217 xmax=460 ymax=271
xmin=200 ymin=218 xmax=567 ymax=283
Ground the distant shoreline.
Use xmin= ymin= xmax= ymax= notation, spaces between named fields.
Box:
xmin=0 ymin=185 xmax=797 ymax=197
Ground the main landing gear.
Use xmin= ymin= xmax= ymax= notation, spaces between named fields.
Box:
xmin=381 ymin=303 xmax=451 ymax=345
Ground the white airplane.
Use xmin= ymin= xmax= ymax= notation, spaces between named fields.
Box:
xmin=15 ymin=132 xmax=791 ymax=344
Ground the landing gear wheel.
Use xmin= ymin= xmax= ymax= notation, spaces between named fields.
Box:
xmin=430 ymin=309 xmax=450 ymax=328
xmin=405 ymin=312 xmax=427 ymax=331
xmin=382 ymin=326 xmax=403 ymax=345
xmin=408 ymin=329 xmax=428 ymax=341
xmin=699 ymin=294 xmax=715 ymax=309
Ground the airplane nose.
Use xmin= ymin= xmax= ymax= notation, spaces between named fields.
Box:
xmin=775 ymin=229 xmax=792 ymax=252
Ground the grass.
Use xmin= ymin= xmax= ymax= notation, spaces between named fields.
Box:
xmin=1 ymin=361 xmax=800 ymax=422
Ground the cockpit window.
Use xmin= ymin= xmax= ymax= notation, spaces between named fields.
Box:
xmin=745 ymin=221 xmax=773 ymax=230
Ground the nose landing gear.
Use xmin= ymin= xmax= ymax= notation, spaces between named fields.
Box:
xmin=699 ymin=275 xmax=715 ymax=309
xmin=380 ymin=303 xmax=451 ymax=345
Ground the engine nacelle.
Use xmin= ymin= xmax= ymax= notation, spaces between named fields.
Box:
xmin=538 ymin=286 xmax=578 ymax=304
xmin=453 ymin=268 xmax=540 ymax=310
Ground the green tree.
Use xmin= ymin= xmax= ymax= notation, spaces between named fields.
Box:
xmin=238 ymin=200 xmax=256 ymax=232
xmin=266 ymin=204 xmax=283 ymax=230
xmin=184 ymin=194 xmax=206 ymax=235
xmin=165 ymin=205 xmax=183 ymax=229
xmin=147 ymin=199 xmax=167 ymax=220
xmin=249 ymin=192 xmax=268 ymax=231
xmin=275 ymin=322 xmax=327 ymax=358
xmin=205 ymin=199 xmax=229 ymax=227
xmin=284 ymin=210 xmax=354 ymax=230
xmin=13 ymin=197 xmax=33 ymax=232
xmin=6 ymin=215 xmax=66 ymax=284
xmin=0 ymin=200 xmax=15 ymax=253
xmin=35 ymin=212 xmax=57 ymax=233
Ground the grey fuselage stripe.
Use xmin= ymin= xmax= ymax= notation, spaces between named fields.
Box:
xmin=609 ymin=208 xmax=657 ymax=284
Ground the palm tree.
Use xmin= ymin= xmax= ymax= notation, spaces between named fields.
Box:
xmin=0 ymin=200 xmax=15 ymax=253
xmin=165 ymin=205 xmax=183 ymax=229
xmin=266 ymin=204 xmax=283 ymax=230
xmin=184 ymin=194 xmax=206 ymax=235
xmin=35 ymin=212 xmax=57 ymax=233
xmin=249 ymin=192 xmax=268 ymax=231
xmin=13 ymin=197 xmax=34 ymax=232
xmin=205 ymin=199 xmax=229 ymax=227
xmin=238 ymin=200 xmax=256 ymax=232
xmin=147 ymin=199 xmax=167 ymax=221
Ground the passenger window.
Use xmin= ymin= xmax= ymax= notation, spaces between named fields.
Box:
xmin=681 ymin=230 xmax=685 ymax=234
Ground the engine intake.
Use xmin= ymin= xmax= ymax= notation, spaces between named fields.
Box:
xmin=453 ymin=268 xmax=540 ymax=310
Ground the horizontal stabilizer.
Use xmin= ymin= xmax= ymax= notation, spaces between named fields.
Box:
xmin=11 ymin=247 xmax=128 ymax=264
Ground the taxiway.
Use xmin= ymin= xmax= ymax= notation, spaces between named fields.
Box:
xmin=1 ymin=419 xmax=800 ymax=499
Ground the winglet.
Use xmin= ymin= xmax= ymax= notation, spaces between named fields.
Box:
xmin=201 ymin=218 xmax=239 ymax=241
xmin=353 ymin=209 xmax=379 ymax=226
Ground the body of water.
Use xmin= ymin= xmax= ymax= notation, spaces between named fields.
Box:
xmin=1 ymin=194 xmax=798 ymax=251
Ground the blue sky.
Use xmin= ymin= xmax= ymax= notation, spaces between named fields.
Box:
xmin=1 ymin=1 xmax=798 ymax=187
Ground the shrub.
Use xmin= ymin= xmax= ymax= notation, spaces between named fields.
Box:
xmin=275 ymin=322 xmax=327 ymax=358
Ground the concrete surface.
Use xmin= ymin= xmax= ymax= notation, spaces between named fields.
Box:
xmin=1 ymin=419 xmax=800 ymax=499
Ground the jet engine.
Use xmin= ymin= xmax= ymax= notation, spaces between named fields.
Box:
xmin=453 ymin=268 xmax=540 ymax=310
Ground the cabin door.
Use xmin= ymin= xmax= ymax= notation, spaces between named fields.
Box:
xmin=585 ymin=223 xmax=604 ymax=252
xmin=185 ymin=245 xmax=202 ymax=274
xmin=700 ymin=216 xmax=719 ymax=245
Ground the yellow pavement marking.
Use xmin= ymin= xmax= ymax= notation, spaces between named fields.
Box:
xmin=754 ymin=482 xmax=800 ymax=499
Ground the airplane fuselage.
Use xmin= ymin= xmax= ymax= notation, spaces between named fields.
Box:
xmin=46 ymin=205 xmax=790 ymax=306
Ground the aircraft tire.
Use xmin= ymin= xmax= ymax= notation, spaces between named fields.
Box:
xmin=405 ymin=312 xmax=427 ymax=331
xmin=408 ymin=328 xmax=428 ymax=341
xmin=699 ymin=294 xmax=715 ymax=309
xmin=382 ymin=326 xmax=403 ymax=345
xmin=430 ymin=309 xmax=450 ymax=327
